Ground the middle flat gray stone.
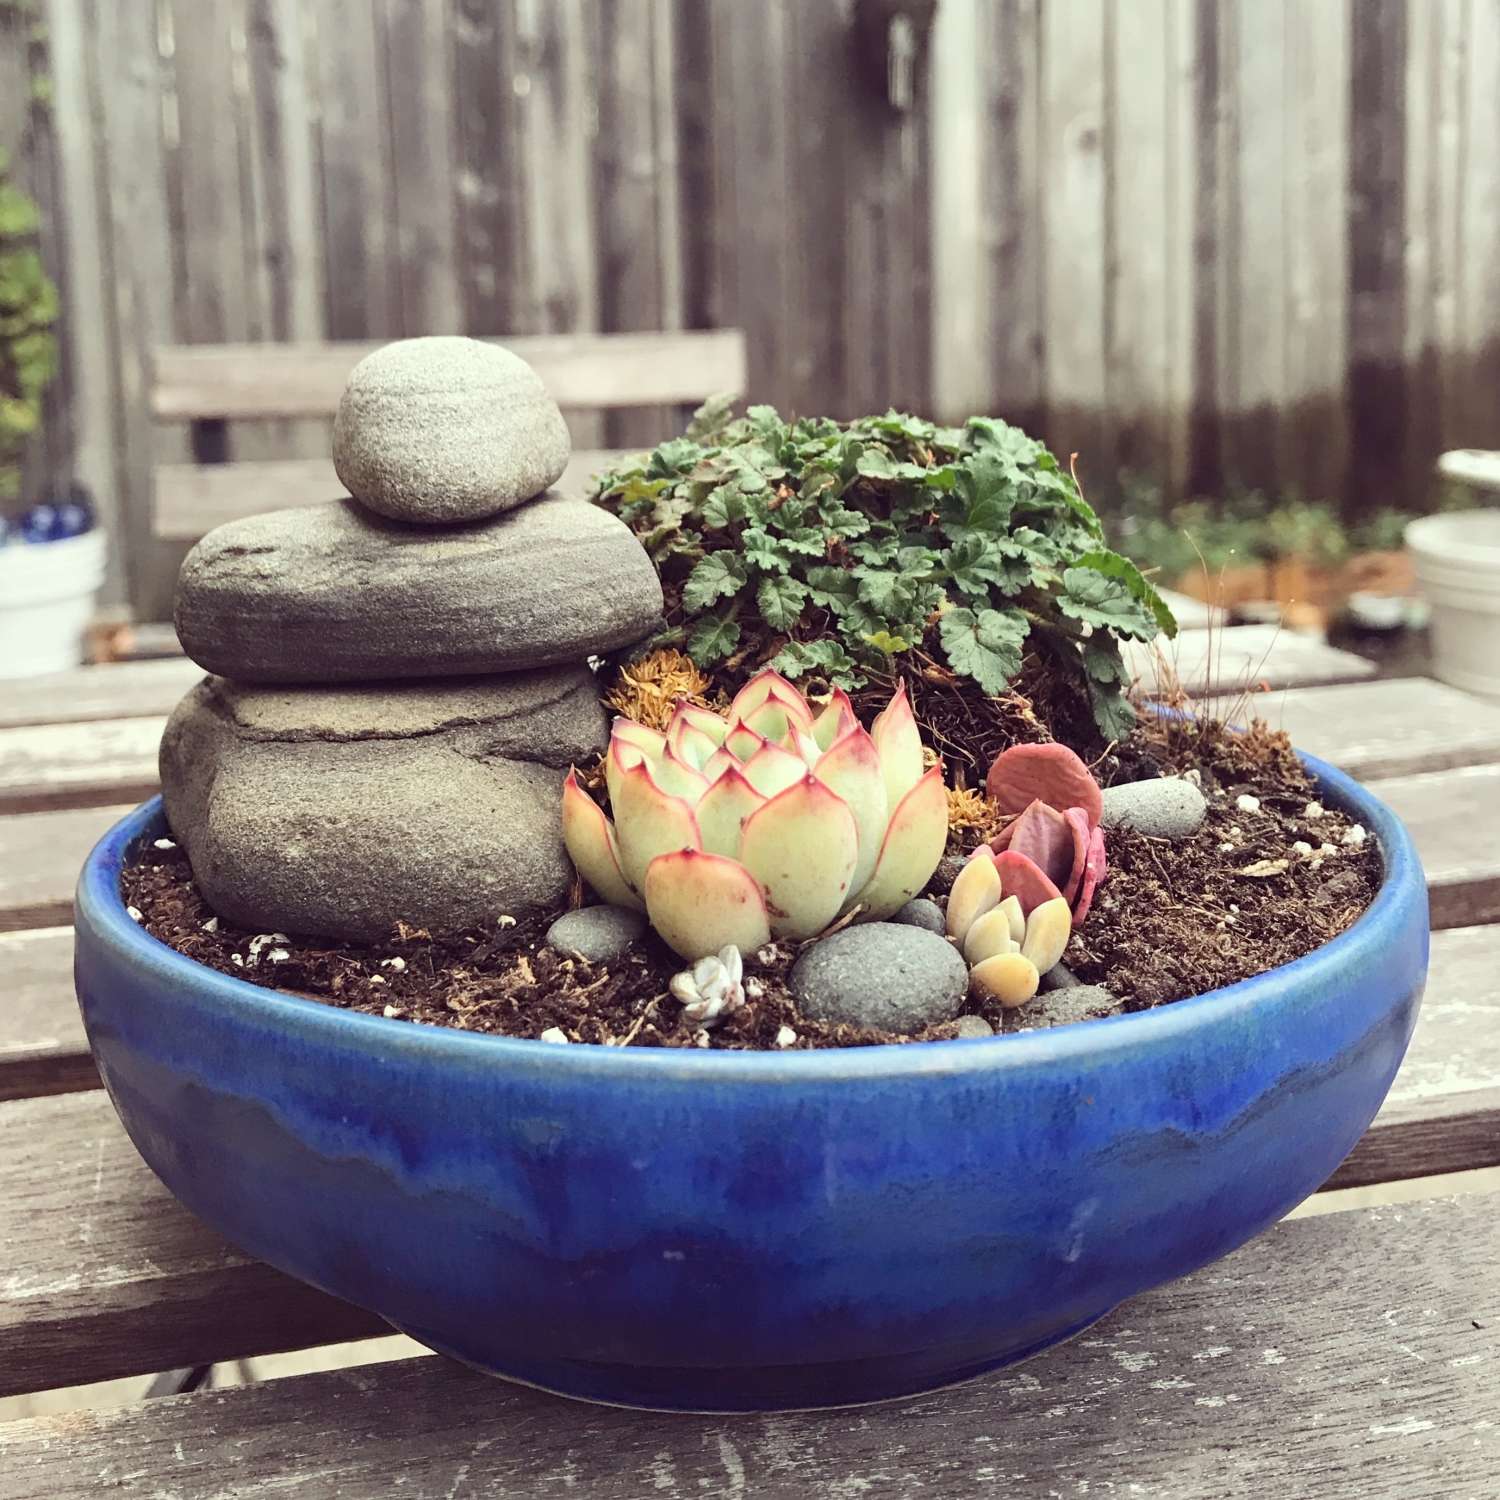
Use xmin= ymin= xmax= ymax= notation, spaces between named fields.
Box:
xmin=173 ymin=494 xmax=664 ymax=684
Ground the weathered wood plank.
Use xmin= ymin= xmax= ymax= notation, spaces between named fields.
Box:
xmin=1366 ymin=761 xmax=1500 ymax=931
xmin=151 ymin=330 xmax=748 ymax=419
xmin=1326 ymin=922 xmax=1500 ymax=1189
xmin=0 ymin=660 xmax=199 ymax=731
xmin=1039 ymin=0 xmax=1107 ymax=473
xmin=0 ymin=806 xmax=135 ymax=933
xmin=1263 ymin=678 xmax=1500 ymax=780
xmin=308 ymin=0 xmax=396 ymax=339
xmin=90 ymin=0 xmax=190 ymax=622
xmin=0 ymin=1091 xmax=382 ymax=1400
xmin=2 ymin=1192 xmax=1494 ymax=1497
xmin=378 ymin=0 xmax=460 ymax=337
xmin=0 ymin=928 xmax=94 ymax=1103
xmin=47 ymin=0 xmax=128 ymax=605
xmin=0 ymin=719 xmax=162 ymax=816
xmin=1282 ymin=0 xmax=1349 ymax=503
xmin=1127 ymin=624 xmax=1375 ymax=696
xmin=152 ymin=448 xmax=633 ymax=539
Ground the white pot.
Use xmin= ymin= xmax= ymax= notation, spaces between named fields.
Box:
xmin=1406 ymin=510 xmax=1500 ymax=700
xmin=0 ymin=529 xmax=107 ymax=678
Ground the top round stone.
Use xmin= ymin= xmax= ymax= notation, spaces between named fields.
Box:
xmin=332 ymin=336 xmax=572 ymax=524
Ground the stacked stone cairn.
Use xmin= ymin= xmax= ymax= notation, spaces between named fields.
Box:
xmin=161 ymin=336 xmax=663 ymax=942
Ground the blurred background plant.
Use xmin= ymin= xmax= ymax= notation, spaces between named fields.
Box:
xmin=0 ymin=139 xmax=57 ymax=509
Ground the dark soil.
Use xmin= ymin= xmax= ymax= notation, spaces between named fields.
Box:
xmin=121 ymin=712 xmax=1381 ymax=1050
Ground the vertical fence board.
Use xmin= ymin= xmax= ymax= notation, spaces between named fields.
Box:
xmin=90 ymin=0 xmax=182 ymax=618
xmin=43 ymin=0 xmax=124 ymax=601
xmin=1162 ymin=0 xmax=1197 ymax=495
xmin=310 ymin=0 xmax=395 ymax=337
xmin=451 ymin=0 xmax=528 ymax=336
xmin=1346 ymin=0 xmax=1409 ymax=512
xmin=1107 ymin=0 xmax=1172 ymax=489
xmin=1283 ymin=0 xmax=1349 ymax=505
xmin=1456 ymin=0 xmax=1500 ymax=451
xmin=1224 ymin=0 xmax=1286 ymax=495
xmin=1040 ymin=0 xmax=1107 ymax=477
xmin=379 ymin=0 xmax=461 ymax=337
xmin=929 ymin=0 xmax=986 ymax=418
xmin=592 ymin=0 xmax=681 ymax=446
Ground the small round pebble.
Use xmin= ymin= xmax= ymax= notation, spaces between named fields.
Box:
xmin=1041 ymin=961 xmax=1082 ymax=992
xmin=1100 ymin=777 xmax=1208 ymax=839
xmin=333 ymin=336 xmax=572 ymax=524
xmin=892 ymin=897 xmax=946 ymax=934
xmin=546 ymin=905 xmax=646 ymax=964
xmin=790 ymin=922 xmax=969 ymax=1033
xmin=953 ymin=1014 xmax=994 ymax=1039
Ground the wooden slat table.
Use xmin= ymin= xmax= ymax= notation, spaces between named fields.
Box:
xmin=2 ymin=653 xmax=1498 ymax=1497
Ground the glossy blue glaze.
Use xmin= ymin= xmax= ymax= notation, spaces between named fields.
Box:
xmin=74 ymin=753 xmax=1428 ymax=1411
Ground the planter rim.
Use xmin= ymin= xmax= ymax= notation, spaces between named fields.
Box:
xmin=1406 ymin=508 xmax=1500 ymax=564
xmin=77 ymin=750 xmax=1420 ymax=1083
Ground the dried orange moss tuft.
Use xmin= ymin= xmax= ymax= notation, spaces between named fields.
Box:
xmin=604 ymin=649 xmax=714 ymax=731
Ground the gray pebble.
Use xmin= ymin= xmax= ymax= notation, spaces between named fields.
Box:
xmin=892 ymin=898 xmax=945 ymax=934
xmin=953 ymin=1014 xmax=994 ymax=1039
xmin=333 ymin=337 xmax=571 ymax=524
xmin=546 ymin=905 xmax=646 ymax=964
xmin=791 ymin=923 xmax=968 ymax=1033
xmin=1042 ymin=961 xmax=1082 ymax=991
xmin=1099 ymin=777 xmax=1207 ymax=839
xmin=1004 ymin=984 xmax=1122 ymax=1032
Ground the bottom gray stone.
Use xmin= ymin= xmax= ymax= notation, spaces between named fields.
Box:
xmin=790 ymin=923 xmax=968 ymax=1033
xmin=160 ymin=669 xmax=607 ymax=941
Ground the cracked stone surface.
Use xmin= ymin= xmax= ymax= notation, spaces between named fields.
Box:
xmin=174 ymin=494 xmax=664 ymax=684
xmin=160 ymin=669 xmax=608 ymax=941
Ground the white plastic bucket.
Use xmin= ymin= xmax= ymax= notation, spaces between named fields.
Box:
xmin=0 ymin=529 xmax=107 ymax=678
xmin=1406 ymin=510 xmax=1500 ymax=700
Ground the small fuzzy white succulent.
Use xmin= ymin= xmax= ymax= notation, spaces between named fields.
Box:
xmin=669 ymin=944 xmax=749 ymax=1027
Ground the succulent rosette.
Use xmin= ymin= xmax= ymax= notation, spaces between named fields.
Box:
xmin=562 ymin=669 xmax=949 ymax=959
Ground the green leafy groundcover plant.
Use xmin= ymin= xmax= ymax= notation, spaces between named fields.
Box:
xmin=594 ymin=402 xmax=1176 ymax=741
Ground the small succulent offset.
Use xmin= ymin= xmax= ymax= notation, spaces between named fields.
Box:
xmin=985 ymin=743 xmax=1107 ymax=923
xmin=941 ymin=742 xmax=1108 ymax=1009
xmin=562 ymin=667 xmax=949 ymax=960
xmin=669 ymin=945 xmax=753 ymax=1026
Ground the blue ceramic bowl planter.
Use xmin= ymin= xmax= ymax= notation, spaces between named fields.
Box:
xmin=74 ymin=751 xmax=1428 ymax=1412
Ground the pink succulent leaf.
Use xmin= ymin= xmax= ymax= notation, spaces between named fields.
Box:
xmin=992 ymin=850 xmax=1064 ymax=917
xmin=643 ymin=848 xmax=772 ymax=960
xmin=561 ymin=770 xmax=643 ymax=912
xmin=991 ymin=799 xmax=1075 ymax=892
xmin=1059 ymin=806 xmax=1093 ymax=906
xmin=1072 ymin=825 xmax=1108 ymax=925
xmin=985 ymin=743 xmax=1104 ymax=828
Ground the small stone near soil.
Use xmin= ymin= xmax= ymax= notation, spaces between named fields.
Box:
xmin=953 ymin=1014 xmax=994 ymax=1039
xmin=546 ymin=905 xmax=646 ymax=963
xmin=1099 ymin=777 xmax=1207 ymax=838
xmin=1042 ymin=960 xmax=1081 ymax=991
xmin=333 ymin=336 xmax=571 ymax=524
xmin=790 ymin=923 xmax=968 ymax=1033
xmin=1004 ymin=983 xmax=1122 ymax=1032
xmin=892 ymin=897 xmax=945 ymax=933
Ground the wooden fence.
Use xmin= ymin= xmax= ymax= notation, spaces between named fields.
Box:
xmin=3 ymin=0 xmax=1500 ymax=616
